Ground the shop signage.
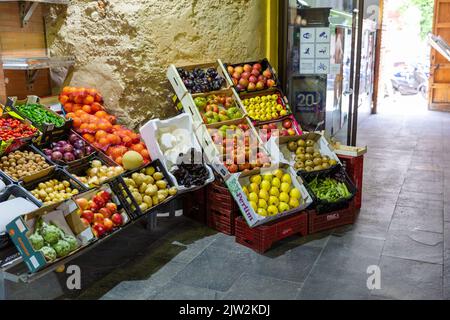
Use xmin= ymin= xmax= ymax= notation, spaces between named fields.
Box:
xmin=299 ymin=27 xmax=331 ymax=75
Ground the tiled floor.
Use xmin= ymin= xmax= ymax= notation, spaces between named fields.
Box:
xmin=4 ymin=95 xmax=449 ymax=300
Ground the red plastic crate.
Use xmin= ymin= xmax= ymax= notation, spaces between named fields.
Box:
xmin=206 ymin=181 xmax=238 ymax=235
xmin=235 ymin=212 xmax=308 ymax=254
xmin=182 ymin=187 xmax=207 ymax=224
xmin=308 ymin=202 xmax=356 ymax=234
xmin=339 ymin=155 xmax=364 ymax=209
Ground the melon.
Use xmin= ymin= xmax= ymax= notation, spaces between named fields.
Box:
xmin=122 ymin=151 xmax=144 ymax=170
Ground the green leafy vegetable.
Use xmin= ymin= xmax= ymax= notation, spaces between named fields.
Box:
xmin=308 ymin=177 xmax=352 ymax=202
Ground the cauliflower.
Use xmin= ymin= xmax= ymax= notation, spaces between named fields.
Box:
xmin=29 ymin=233 xmax=44 ymax=250
xmin=40 ymin=246 xmax=57 ymax=262
xmin=63 ymin=235 xmax=79 ymax=251
xmin=41 ymin=224 xmax=62 ymax=245
xmin=52 ymin=240 xmax=71 ymax=258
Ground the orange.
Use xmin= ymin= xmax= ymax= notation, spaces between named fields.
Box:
xmin=95 ymin=111 xmax=108 ymax=118
xmin=114 ymin=156 xmax=123 ymax=166
xmin=73 ymin=117 xmax=82 ymax=128
xmin=140 ymin=149 xmax=150 ymax=160
xmin=95 ymin=130 xmax=108 ymax=141
xmin=87 ymin=123 xmax=97 ymax=132
xmin=98 ymin=137 xmax=109 ymax=146
xmin=64 ymin=102 xmax=74 ymax=113
xmin=88 ymin=88 xmax=98 ymax=96
xmin=59 ymin=95 xmax=69 ymax=104
xmin=91 ymin=102 xmax=103 ymax=113
xmin=62 ymin=86 xmax=73 ymax=95
xmin=94 ymin=93 xmax=103 ymax=103
xmin=121 ymin=136 xmax=132 ymax=147
xmin=131 ymin=143 xmax=145 ymax=153
xmin=80 ymin=123 xmax=89 ymax=131
xmin=107 ymin=115 xmax=117 ymax=125
xmin=83 ymin=95 xmax=95 ymax=105
xmin=65 ymin=112 xmax=76 ymax=119
xmin=75 ymin=109 xmax=86 ymax=117
xmin=74 ymin=95 xmax=84 ymax=104
xmin=82 ymin=105 xmax=92 ymax=114
xmin=72 ymin=104 xmax=82 ymax=112
xmin=106 ymin=134 xmax=117 ymax=144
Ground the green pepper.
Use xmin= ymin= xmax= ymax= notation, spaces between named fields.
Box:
xmin=308 ymin=177 xmax=351 ymax=202
xmin=16 ymin=104 xmax=65 ymax=128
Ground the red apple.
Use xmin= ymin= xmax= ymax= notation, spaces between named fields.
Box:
xmin=263 ymin=68 xmax=272 ymax=79
xmin=93 ymin=223 xmax=106 ymax=237
xmin=253 ymin=63 xmax=262 ymax=71
xmin=248 ymin=75 xmax=258 ymax=84
xmin=241 ymin=72 xmax=251 ymax=80
xmin=235 ymin=66 xmax=244 ymax=74
xmin=111 ymin=213 xmax=123 ymax=226
xmin=98 ymin=190 xmax=111 ymax=202
xmin=248 ymin=83 xmax=256 ymax=91
xmin=93 ymin=195 xmax=106 ymax=208
xmin=243 ymin=64 xmax=252 ymax=73
xmin=80 ymin=218 xmax=90 ymax=227
xmin=267 ymin=79 xmax=276 ymax=88
xmin=251 ymin=69 xmax=260 ymax=77
xmin=81 ymin=210 xmax=94 ymax=223
xmin=281 ymin=130 xmax=290 ymax=137
xmin=239 ymin=78 xmax=249 ymax=88
xmin=227 ymin=66 xmax=234 ymax=74
xmin=232 ymin=72 xmax=241 ymax=80
xmin=283 ymin=119 xmax=293 ymax=129
xmin=99 ymin=207 xmax=112 ymax=219
xmin=89 ymin=201 xmax=99 ymax=212
xmin=105 ymin=202 xmax=118 ymax=214
xmin=288 ymin=128 xmax=296 ymax=136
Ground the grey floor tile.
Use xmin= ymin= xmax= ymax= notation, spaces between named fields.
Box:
xmin=223 ymin=274 xmax=301 ymax=300
xmin=382 ymin=229 xmax=443 ymax=265
xmin=171 ymin=246 xmax=248 ymax=292
xmin=405 ymin=169 xmax=443 ymax=183
xmin=151 ymin=282 xmax=224 ymax=300
xmin=371 ymin=256 xmax=442 ymax=300
xmin=401 ymin=179 xmax=444 ymax=195
xmin=389 ymin=206 xmax=443 ymax=233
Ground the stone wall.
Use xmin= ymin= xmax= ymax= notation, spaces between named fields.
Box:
xmin=46 ymin=0 xmax=268 ymax=129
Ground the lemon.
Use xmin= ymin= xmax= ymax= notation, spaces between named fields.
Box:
xmin=282 ymin=173 xmax=292 ymax=184
xmin=267 ymin=205 xmax=279 ymax=216
xmin=269 ymin=196 xmax=279 ymax=207
xmin=259 ymin=189 xmax=269 ymax=201
xmin=276 ymin=104 xmax=283 ymax=112
xmin=271 ymin=178 xmax=281 ymax=189
xmin=289 ymin=198 xmax=300 ymax=209
xmin=280 ymin=110 xmax=288 ymax=116
xmin=263 ymin=174 xmax=273 ymax=182
xmin=261 ymin=180 xmax=271 ymax=192
xmin=279 ymin=202 xmax=290 ymax=213
xmin=279 ymin=192 xmax=290 ymax=203
xmin=257 ymin=208 xmax=268 ymax=217
xmin=269 ymin=187 xmax=280 ymax=197
xmin=271 ymin=169 xmax=282 ymax=179
xmin=271 ymin=94 xmax=278 ymax=100
xmin=290 ymin=188 xmax=301 ymax=200
xmin=250 ymin=201 xmax=258 ymax=211
xmin=281 ymin=182 xmax=291 ymax=193
xmin=258 ymin=199 xmax=268 ymax=209
xmin=250 ymin=175 xmax=262 ymax=185
xmin=249 ymin=183 xmax=260 ymax=194
xmin=249 ymin=192 xmax=259 ymax=203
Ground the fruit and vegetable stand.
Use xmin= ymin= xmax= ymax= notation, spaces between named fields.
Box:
xmin=0 ymin=58 xmax=365 ymax=298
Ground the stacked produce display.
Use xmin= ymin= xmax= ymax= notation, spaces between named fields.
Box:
xmin=0 ymin=57 xmax=362 ymax=275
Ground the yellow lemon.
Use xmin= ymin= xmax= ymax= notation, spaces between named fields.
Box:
xmin=269 ymin=196 xmax=280 ymax=207
xmin=257 ymin=208 xmax=268 ymax=217
xmin=273 ymin=169 xmax=284 ymax=179
xmin=281 ymin=182 xmax=291 ymax=193
xmin=271 ymin=177 xmax=281 ymax=188
xmin=249 ymin=192 xmax=259 ymax=203
xmin=282 ymin=173 xmax=292 ymax=184
xmin=250 ymin=175 xmax=262 ymax=185
xmin=259 ymin=189 xmax=269 ymax=201
xmin=280 ymin=110 xmax=288 ymax=116
xmin=279 ymin=202 xmax=290 ymax=213
xmin=279 ymin=192 xmax=290 ymax=204
xmin=250 ymin=201 xmax=258 ymax=211
xmin=267 ymin=205 xmax=279 ymax=216
xmin=289 ymin=198 xmax=300 ymax=209
xmin=258 ymin=199 xmax=268 ymax=209
xmin=263 ymin=174 xmax=273 ymax=182
xmin=290 ymin=188 xmax=301 ymax=200
xmin=249 ymin=183 xmax=260 ymax=194
xmin=269 ymin=187 xmax=280 ymax=197
xmin=260 ymin=180 xmax=271 ymax=192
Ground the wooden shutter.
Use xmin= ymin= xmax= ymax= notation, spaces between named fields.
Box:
xmin=430 ymin=0 xmax=450 ymax=111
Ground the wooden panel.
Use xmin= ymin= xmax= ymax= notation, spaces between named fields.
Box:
xmin=0 ymin=3 xmax=46 ymax=58
xmin=429 ymin=0 xmax=450 ymax=110
xmin=0 ymin=57 xmax=5 ymax=105
xmin=4 ymin=69 xmax=51 ymax=99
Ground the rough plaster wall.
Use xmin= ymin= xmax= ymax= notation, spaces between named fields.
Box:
xmin=46 ymin=0 xmax=267 ymax=129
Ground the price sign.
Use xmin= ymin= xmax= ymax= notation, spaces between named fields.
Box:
xmin=295 ymin=91 xmax=323 ymax=113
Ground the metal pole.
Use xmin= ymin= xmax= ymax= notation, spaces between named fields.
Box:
xmin=351 ymin=0 xmax=365 ymax=146
xmin=347 ymin=0 xmax=358 ymax=146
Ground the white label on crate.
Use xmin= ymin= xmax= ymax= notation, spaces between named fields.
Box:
xmin=15 ymin=219 xmax=26 ymax=233
xmin=326 ymin=213 xmax=340 ymax=222
xmin=30 ymin=255 xmax=39 ymax=269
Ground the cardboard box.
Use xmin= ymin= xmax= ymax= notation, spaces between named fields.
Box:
xmin=6 ymin=199 xmax=95 ymax=273
xmin=166 ymin=60 xmax=231 ymax=101
xmin=266 ymin=132 xmax=341 ymax=170
xmin=225 ymin=163 xmax=313 ymax=228
xmin=139 ymin=113 xmax=214 ymax=193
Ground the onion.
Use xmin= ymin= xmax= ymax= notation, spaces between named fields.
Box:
xmin=57 ymin=140 xmax=68 ymax=147
xmin=63 ymin=152 xmax=75 ymax=162
xmin=74 ymin=149 xmax=84 ymax=159
xmin=63 ymin=144 xmax=74 ymax=153
xmin=53 ymin=147 xmax=64 ymax=154
xmin=43 ymin=148 xmax=53 ymax=156
xmin=73 ymin=140 xmax=85 ymax=150
xmin=85 ymin=145 xmax=95 ymax=155
xmin=51 ymin=151 xmax=63 ymax=161
xmin=69 ymin=134 xmax=79 ymax=144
